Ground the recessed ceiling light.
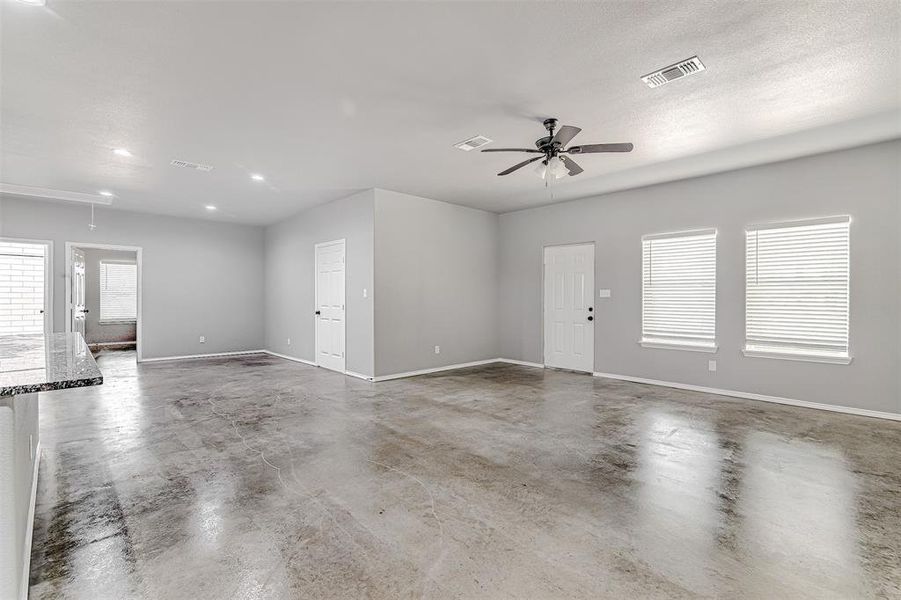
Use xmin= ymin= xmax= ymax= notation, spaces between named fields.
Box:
xmin=113 ymin=148 xmax=133 ymax=157
xmin=205 ymin=205 xmax=217 ymax=211
xmin=250 ymin=174 xmax=265 ymax=181
xmin=17 ymin=0 xmax=46 ymax=5
xmin=98 ymin=190 xmax=115 ymax=197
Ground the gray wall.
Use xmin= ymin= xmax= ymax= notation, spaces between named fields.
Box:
xmin=0 ymin=197 xmax=265 ymax=359
xmin=499 ymin=141 xmax=901 ymax=414
xmin=264 ymin=189 xmax=375 ymax=377
xmin=81 ymin=247 xmax=138 ymax=345
xmin=374 ymin=189 xmax=498 ymax=376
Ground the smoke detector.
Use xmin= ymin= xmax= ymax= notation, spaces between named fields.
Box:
xmin=170 ymin=159 xmax=214 ymax=172
xmin=454 ymin=135 xmax=493 ymax=151
xmin=641 ymin=56 xmax=706 ymax=88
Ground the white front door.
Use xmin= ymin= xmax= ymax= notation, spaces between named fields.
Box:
xmin=544 ymin=243 xmax=595 ymax=372
xmin=315 ymin=239 xmax=346 ymax=373
xmin=71 ymin=248 xmax=86 ymax=337
xmin=0 ymin=239 xmax=50 ymax=336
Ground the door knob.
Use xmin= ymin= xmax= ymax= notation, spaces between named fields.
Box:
xmin=315 ymin=310 xmax=321 ymax=315
xmin=587 ymin=315 xmax=594 ymax=321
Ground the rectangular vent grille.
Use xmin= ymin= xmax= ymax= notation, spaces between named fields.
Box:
xmin=454 ymin=135 xmax=493 ymax=151
xmin=641 ymin=56 xmax=706 ymax=88
xmin=170 ymin=159 xmax=214 ymax=172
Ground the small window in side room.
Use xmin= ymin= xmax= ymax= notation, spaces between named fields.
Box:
xmin=99 ymin=261 xmax=137 ymax=322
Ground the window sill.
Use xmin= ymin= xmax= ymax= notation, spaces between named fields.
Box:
xmin=742 ymin=348 xmax=852 ymax=365
xmin=639 ymin=340 xmax=718 ymax=353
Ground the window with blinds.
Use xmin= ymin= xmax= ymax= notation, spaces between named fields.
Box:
xmin=745 ymin=216 xmax=850 ymax=363
xmin=641 ymin=229 xmax=717 ymax=351
xmin=99 ymin=261 xmax=137 ymax=322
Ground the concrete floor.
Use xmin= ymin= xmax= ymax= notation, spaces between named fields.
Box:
xmin=29 ymin=350 xmax=901 ymax=599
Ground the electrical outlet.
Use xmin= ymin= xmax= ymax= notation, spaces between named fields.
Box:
xmin=363 ymin=288 xmax=368 ymax=298
xmin=708 ymin=360 xmax=717 ymax=372
xmin=287 ymin=338 xmax=291 ymax=346
xmin=434 ymin=345 xmax=440 ymax=354
xmin=199 ymin=335 xmax=206 ymax=344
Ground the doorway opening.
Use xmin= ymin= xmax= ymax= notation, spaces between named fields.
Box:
xmin=314 ymin=239 xmax=346 ymax=373
xmin=0 ymin=238 xmax=52 ymax=337
xmin=543 ymin=242 xmax=595 ymax=373
xmin=66 ymin=242 xmax=143 ymax=363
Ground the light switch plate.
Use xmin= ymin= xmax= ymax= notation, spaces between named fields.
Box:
xmin=708 ymin=360 xmax=717 ymax=372
xmin=598 ymin=289 xmax=612 ymax=298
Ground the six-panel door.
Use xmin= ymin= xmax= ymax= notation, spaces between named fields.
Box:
xmin=315 ymin=240 xmax=346 ymax=373
xmin=544 ymin=243 xmax=595 ymax=372
xmin=71 ymin=247 xmax=87 ymax=337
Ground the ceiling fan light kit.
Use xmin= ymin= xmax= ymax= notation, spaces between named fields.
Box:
xmin=536 ymin=156 xmax=568 ymax=180
xmin=482 ymin=117 xmax=633 ymax=179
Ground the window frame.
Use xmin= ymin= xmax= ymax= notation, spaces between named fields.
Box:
xmin=743 ymin=215 xmax=852 ymax=365
xmin=639 ymin=227 xmax=718 ymax=353
xmin=99 ymin=259 xmax=138 ymax=324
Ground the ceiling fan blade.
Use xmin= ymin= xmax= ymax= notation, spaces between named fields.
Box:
xmin=481 ymin=148 xmax=542 ymax=153
xmin=552 ymin=125 xmax=581 ymax=147
xmin=559 ymin=155 xmax=584 ymax=176
xmin=568 ymin=143 xmax=634 ymax=154
xmin=498 ymin=156 xmax=543 ymax=176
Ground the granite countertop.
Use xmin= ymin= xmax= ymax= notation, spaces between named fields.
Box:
xmin=0 ymin=333 xmax=103 ymax=396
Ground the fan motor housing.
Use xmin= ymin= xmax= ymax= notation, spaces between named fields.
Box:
xmin=535 ymin=136 xmax=553 ymax=151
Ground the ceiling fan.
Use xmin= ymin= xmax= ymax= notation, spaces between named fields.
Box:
xmin=482 ymin=118 xmax=633 ymax=178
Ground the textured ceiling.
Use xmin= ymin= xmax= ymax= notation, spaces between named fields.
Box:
xmin=1 ymin=0 xmax=899 ymax=225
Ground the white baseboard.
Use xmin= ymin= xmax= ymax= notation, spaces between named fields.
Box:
xmin=374 ymin=359 xmax=501 ymax=382
xmin=264 ymin=352 xmax=517 ymax=382
xmin=262 ymin=350 xmax=317 ymax=366
xmin=20 ymin=443 xmax=40 ymax=600
xmin=129 ymin=351 xmax=898 ymax=421
xmin=345 ymin=370 xmax=375 ymax=381
xmin=496 ymin=358 xmax=545 ymax=369
xmin=593 ymin=372 xmax=901 ymax=422
xmin=263 ymin=351 xmax=375 ymax=380
xmin=140 ymin=350 xmax=266 ymax=363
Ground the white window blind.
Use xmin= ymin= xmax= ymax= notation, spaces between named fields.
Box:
xmin=745 ymin=216 xmax=850 ymax=363
xmin=99 ymin=261 xmax=137 ymax=322
xmin=641 ymin=229 xmax=717 ymax=350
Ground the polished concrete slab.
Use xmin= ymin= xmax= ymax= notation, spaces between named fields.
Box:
xmin=29 ymin=351 xmax=901 ymax=599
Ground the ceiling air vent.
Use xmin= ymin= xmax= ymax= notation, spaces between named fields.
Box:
xmin=454 ymin=135 xmax=493 ymax=152
xmin=641 ymin=56 xmax=706 ymax=88
xmin=170 ymin=159 xmax=214 ymax=172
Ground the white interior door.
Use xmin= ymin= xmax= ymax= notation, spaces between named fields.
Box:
xmin=544 ymin=243 xmax=595 ymax=372
xmin=70 ymin=248 xmax=86 ymax=337
xmin=315 ymin=239 xmax=346 ymax=373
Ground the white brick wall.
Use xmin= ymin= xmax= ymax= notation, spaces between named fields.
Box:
xmin=0 ymin=242 xmax=46 ymax=335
